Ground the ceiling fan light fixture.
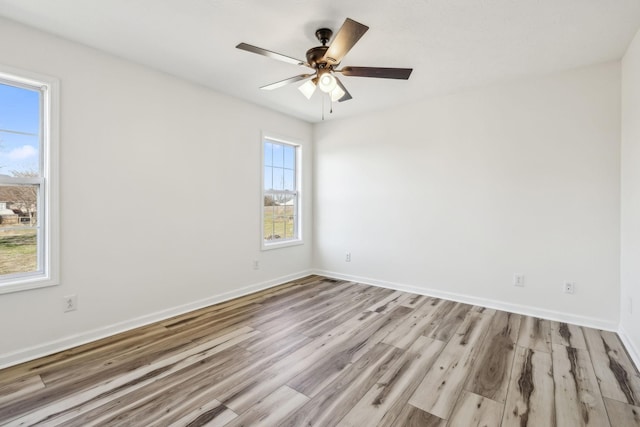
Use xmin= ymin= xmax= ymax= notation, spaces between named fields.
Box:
xmin=329 ymin=85 xmax=346 ymax=102
xmin=318 ymin=72 xmax=337 ymax=93
xmin=298 ymin=79 xmax=317 ymax=99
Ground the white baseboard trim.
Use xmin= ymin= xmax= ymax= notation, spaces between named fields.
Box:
xmin=0 ymin=270 xmax=313 ymax=370
xmin=313 ymin=269 xmax=619 ymax=332
xmin=618 ymin=325 xmax=640 ymax=372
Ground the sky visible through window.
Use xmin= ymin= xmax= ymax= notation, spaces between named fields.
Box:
xmin=264 ymin=141 xmax=295 ymax=191
xmin=0 ymin=82 xmax=40 ymax=176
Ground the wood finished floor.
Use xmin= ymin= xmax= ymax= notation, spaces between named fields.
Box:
xmin=1 ymin=275 xmax=639 ymax=426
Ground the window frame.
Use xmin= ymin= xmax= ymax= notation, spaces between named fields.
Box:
xmin=0 ymin=65 xmax=59 ymax=294
xmin=261 ymin=133 xmax=303 ymax=250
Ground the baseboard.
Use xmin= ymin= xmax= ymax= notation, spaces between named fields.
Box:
xmin=0 ymin=270 xmax=312 ymax=370
xmin=313 ymin=269 xmax=619 ymax=332
xmin=618 ymin=325 xmax=640 ymax=372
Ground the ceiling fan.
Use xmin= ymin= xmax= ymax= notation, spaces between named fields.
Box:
xmin=236 ymin=18 xmax=413 ymax=103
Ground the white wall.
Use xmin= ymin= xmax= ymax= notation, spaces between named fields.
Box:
xmin=314 ymin=63 xmax=621 ymax=329
xmin=0 ymin=15 xmax=631 ymax=369
xmin=0 ymin=17 xmax=313 ymax=367
xmin=621 ymin=28 xmax=640 ymax=366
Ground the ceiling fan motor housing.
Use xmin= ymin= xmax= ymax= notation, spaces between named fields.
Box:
xmin=306 ymin=28 xmax=335 ymax=69
xmin=306 ymin=45 xmax=330 ymax=69
xmin=315 ymin=28 xmax=333 ymax=45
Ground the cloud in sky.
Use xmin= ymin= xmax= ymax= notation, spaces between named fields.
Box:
xmin=6 ymin=145 xmax=37 ymax=160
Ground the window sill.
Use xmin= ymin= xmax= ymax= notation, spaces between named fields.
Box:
xmin=0 ymin=274 xmax=59 ymax=295
xmin=261 ymin=239 xmax=304 ymax=251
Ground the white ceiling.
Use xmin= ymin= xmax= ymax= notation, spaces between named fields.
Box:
xmin=1 ymin=0 xmax=639 ymax=123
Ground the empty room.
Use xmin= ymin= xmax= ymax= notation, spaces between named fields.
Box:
xmin=1 ymin=0 xmax=640 ymax=425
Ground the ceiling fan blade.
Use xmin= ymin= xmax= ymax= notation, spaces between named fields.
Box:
xmin=334 ymin=77 xmax=352 ymax=102
xmin=260 ymin=74 xmax=313 ymax=90
xmin=323 ymin=18 xmax=369 ymax=66
xmin=338 ymin=66 xmax=413 ymax=80
xmin=236 ymin=43 xmax=309 ymax=67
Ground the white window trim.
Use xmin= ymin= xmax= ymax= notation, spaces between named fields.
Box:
xmin=261 ymin=132 xmax=303 ymax=251
xmin=0 ymin=64 xmax=60 ymax=294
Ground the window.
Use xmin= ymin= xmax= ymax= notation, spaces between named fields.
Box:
xmin=0 ymin=66 xmax=58 ymax=293
xmin=262 ymin=137 xmax=301 ymax=249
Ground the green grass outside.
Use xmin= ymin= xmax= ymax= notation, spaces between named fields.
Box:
xmin=264 ymin=206 xmax=295 ymax=240
xmin=0 ymin=228 xmax=37 ymax=275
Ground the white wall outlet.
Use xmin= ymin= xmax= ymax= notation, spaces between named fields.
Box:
xmin=564 ymin=282 xmax=575 ymax=294
xmin=252 ymin=260 xmax=260 ymax=270
xmin=63 ymin=294 xmax=77 ymax=312
xmin=513 ymin=274 xmax=525 ymax=287
xmin=345 ymin=252 xmax=351 ymax=262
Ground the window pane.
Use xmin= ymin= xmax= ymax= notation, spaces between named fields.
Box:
xmin=274 ymin=204 xmax=285 ymax=217
xmin=264 ymin=166 xmax=272 ymax=190
xmin=284 ymin=204 xmax=295 ymax=218
xmin=284 ymin=204 xmax=295 ymax=239
xmin=0 ymin=184 xmax=40 ymax=276
xmin=272 ymin=143 xmax=284 ymax=167
xmin=0 ymin=228 xmax=37 ymax=276
xmin=264 ymin=142 xmax=273 ymax=166
xmin=284 ymin=145 xmax=295 ymax=169
xmin=263 ymin=204 xmax=274 ymax=240
xmin=272 ymin=167 xmax=284 ymax=190
xmin=272 ymin=217 xmax=285 ymax=240
xmin=262 ymin=139 xmax=300 ymax=246
xmin=283 ymin=169 xmax=294 ymax=191
xmin=0 ymin=83 xmax=41 ymax=176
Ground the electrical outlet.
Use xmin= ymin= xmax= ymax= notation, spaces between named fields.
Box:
xmin=63 ymin=294 xmax=77 ymax=312
xmin=513 ymin=274 xmax=525 ymax=287
xmin=252 ymin=260 xmax=260 ymax=270
xmin=564 ymin=282 xmax=575 ymax=294
xmin=345 ymin=252 xmax=351 ymax=262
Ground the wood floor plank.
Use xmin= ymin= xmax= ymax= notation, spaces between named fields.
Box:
xmin=337 ymin=335 xmax=445 ymax=427
xmin=0 ymin=276 xmax=638 ymax=427
xmin=501 ymin=346 xmax=556 ymax=427
xmin=466 ymin=311 xmax=521 ymax=403
xmin=0 ymin=324 xmax=170 ymax=388
xmin=169 ymin=329 xmax=313 ymax=415
xmin=582 ymin=327 xmax=640 ymax=406
xmin=550 ymin=321 xmax=588 ymax=350
xmin=603 ymin=397 xmax=640 ymax=426
xmin=346 ymin=305 xmax=416 ymax=365
xmin=408 ymin=310 xmax=494 ymax=419
xmin=299 ymin=286 xmax=398 ymax=339
xmin=400 ymin=293 xmax=431 ymax=309
xmin=518 ymin=316 xmax=552 ymax=353
xmin=448 ymin=391 xmax=504 ymax=427
xmin=60 ymin=346 xmax=249 ymax=427
xmin=167 ymin=400 xmax=237 ymax=427
xmin=552 ymin=343 xmax=610 ymax=426
xmin=386 ymin=404 xmax=446 ymax=427
xmin=0 ymin=375 xmax=45 ymax=406
xmin=366 ymin=290 xmax=408 ymax=313
xmin=426 ymin=301 xmax=473 ymax=342
xmin=279 ymin=343 xmax=402 ymax=427
xmin=220 ymin=306 xmax=395 ymax=413
xmin=224 ymin=385 xmax=308 ymax=427
xmin=250 ymin=281 xmax=363 ymax=335
xmin=3 ymin=327 xmax=260 ymax=425
xmin=382 ymin=298 xmax=450 ymax=349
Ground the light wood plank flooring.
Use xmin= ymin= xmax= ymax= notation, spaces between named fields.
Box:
xmin=1 ymin=275 xmax=639 ymax=426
